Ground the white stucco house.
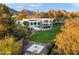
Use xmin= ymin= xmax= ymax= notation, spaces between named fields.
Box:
xmin=16 ymin=18 xmax=54 ymax=31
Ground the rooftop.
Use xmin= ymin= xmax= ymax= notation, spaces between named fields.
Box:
xmin=27 ymin=44 xmax=44 ymax=53
xmin=24 ymin=42 xmax=48 ymax=55
xmin=22 ymin=18 xmax=54 ymax=21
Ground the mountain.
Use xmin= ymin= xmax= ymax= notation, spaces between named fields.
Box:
xmin=19 ymin=9 xmax=35 ymax=16
xmin=8 ymin=8 xmax=35 ymax=16
xmin=7 ymin=5 xmax=71 ymax=18
xmin=8 ymin=7 xmax=19 ymax=15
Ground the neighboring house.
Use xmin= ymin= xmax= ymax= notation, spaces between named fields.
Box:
xmin=16 ymin=18 xmax=54 ymax=31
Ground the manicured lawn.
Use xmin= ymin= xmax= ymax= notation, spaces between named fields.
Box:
xmin=32 ymin=26 xmax=61 ymax=43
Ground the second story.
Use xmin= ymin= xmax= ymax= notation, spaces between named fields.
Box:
xmin=16 ymin=18 xmax=54 ymax=27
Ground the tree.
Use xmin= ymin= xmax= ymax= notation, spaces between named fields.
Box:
xmin=0 ymin=35 xmax=22 ymax=55
xmin=70 ymin=12 xmax=79 ymax=18
xmin=47 ymin=10 xmax=56 ymax=18
xmin=0 ymin=4 xmax=30 ymax=54
xmin=0 ymin=3 xmax=11 ymax=37
xmin=31 ymin=11 xmax=48 ymax=18
xmin=54 ymin=18 xmax=79 ymax=54
xmin=16 ymin=9 xmax=28 ymax=20
xmin=47 ymin=10 xmax=70 ymax=20
xmin=23 ymin=21 xmax=29 ymax=26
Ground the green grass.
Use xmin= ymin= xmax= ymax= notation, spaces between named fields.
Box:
xmin=32 ymin=26 xmax=61 ymax=43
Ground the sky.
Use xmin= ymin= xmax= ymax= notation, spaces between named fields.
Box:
xmin=5 ymin=3 xmax=79 ymax=12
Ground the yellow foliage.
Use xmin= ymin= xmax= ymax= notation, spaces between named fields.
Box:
xmin=0 ymin=24 xmax=7 ymax=31
xmin=55 ymin=18 xmax=79 ymax=54
xmin=0 ymin=35 xmax=22 ymax=55
xmin=15 ymin=10 xmax=27 ymax=20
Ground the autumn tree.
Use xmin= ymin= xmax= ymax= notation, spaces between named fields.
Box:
xmin=0 ymin=3 xmax=12 ymax=38
xmin=16 ymin=9 xmax=28 ymax=20
xmin=47 ymin=10 xmax=56 ymax=18
xmin=70 ymin=12 xmax=79 ymax=18
xmin=0 ymin=35 xmax=22 ymax=55
xmin=31 ymin=11 xmax=48 ymax=18
xmin=48 ymin=10 xmax=70 ymax=20
xmin=0 ymin=4 xmax=30 ymax=55
xmin=53 ymin=18 xmax=79 ymax=55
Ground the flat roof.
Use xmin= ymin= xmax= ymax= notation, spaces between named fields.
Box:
xmin=23 ymin=18 xmax=54 ymax=20
xmin=27 ymin=44 xmax=45 ymax=53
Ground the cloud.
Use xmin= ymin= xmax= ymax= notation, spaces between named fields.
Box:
xmin=71 ymin=3 xmax=79 ymax=7
xmin=15 ymin=6 xmax=26 ymax=11
xmin=6 ymin=3 xmax=25 ymax=11
xmin=16 ymin=6 xmax=24 ymax=8
xmin=66 ymin=9 xmax=76 ymax=12
xmin=29 ymin=4 xmax=43 ymax=7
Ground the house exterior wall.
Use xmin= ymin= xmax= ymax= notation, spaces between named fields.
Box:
xmin=16 ymin=18 xmax=54 ymax=30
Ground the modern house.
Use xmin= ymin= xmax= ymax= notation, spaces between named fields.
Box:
xmin=16 ymin=18 xmax=54 ymax=31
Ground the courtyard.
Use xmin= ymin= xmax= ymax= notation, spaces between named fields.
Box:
xmin=31 ymin=26 xmax=61 ymax=43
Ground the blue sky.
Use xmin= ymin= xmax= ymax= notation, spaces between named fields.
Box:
xmin=6 ymin=3 xmax=79 ymax=12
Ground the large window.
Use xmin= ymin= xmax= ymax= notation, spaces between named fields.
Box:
xmin=34 ymin=22 xmax=37 ymax=25
xmin=30 ymin=22 xmax=33 ymax=25
xmin=44 ymin=20 xmax=48 ymax=23
xmin=38 ymin=22 xmax=40 ymax=25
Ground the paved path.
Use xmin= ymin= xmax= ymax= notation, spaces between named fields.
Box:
xmin=30 ymin=30 xmax=35 ymax=37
